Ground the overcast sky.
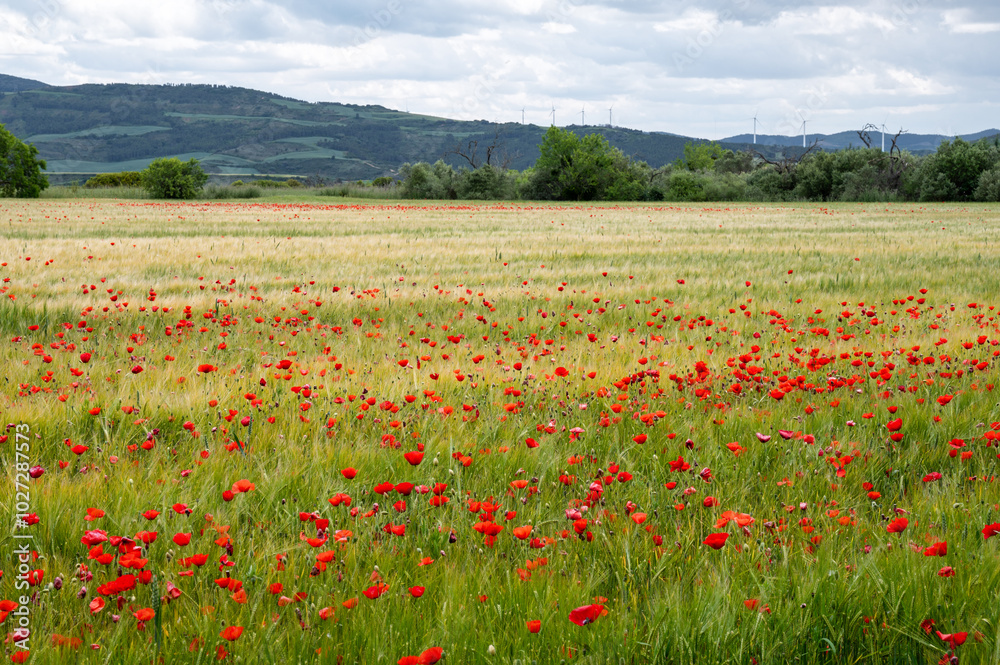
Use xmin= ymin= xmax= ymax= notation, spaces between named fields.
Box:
xmin=1 ymin=0 xmax=997 ymax=139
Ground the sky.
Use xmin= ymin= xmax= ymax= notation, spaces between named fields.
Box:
xmin=1 ymin=0 xmax=998 ymax=139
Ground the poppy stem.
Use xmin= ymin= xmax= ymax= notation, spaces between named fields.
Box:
xmin=151 ymin=574 xmax=163 ymax=655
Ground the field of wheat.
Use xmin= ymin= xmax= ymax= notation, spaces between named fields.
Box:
xmin=2 ymin=198 xmax=1000 ymax=664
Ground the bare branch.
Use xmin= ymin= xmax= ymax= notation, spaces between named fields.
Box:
xmin=857 ymin=123 xmax=878 ymax=149
xmin=750 ymin=138 xmax=820 ymax=174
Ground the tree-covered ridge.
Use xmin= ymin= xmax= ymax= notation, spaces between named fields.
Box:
xmin=0 ymin=73 xmax=48 ymax=93
xmin=0 ymin=79 xmax=797 ymax=181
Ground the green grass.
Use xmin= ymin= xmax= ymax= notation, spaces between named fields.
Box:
xmin=1 ymin=200 xmax=999 ymax=664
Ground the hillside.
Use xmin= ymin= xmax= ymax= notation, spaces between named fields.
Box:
xmin=0 ymin=74 xmax=48 ymax=93
xmin=0 ymin=78 xmax=799 ymax=182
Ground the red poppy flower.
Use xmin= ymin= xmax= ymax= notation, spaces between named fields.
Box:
xmin=512 ymin=525 xmax=533 ymax=540
xmin=526 ymin=619 xmax=541 ymax=633
xmin=982 ymin=523 xmax=1000 ymax=539
xmin=197 ymin=364 xmax=217 ymax=373
xmin=408 ymin=586 xmax=425 ymax=598
xmin=342 ymin=467 xmax=357 ymax=479
xmin=417 ymin=647 xmax=443 ymax=664
xmin=231 ymin=479 xmax=255 ymax=493
xmin=936 ymin=631 xmax=967 ymax=648
xmin=404 ymin=451 xmax=424 ymax=466
xmin=923 ymin=541 xmax=947 ymax=557
xmin=220 ymin=626 xmax=244 ymax=641
xmin=569 ymin=603 xmax=605 ymax=626
xmin=703 ymin=533 xmax=729 ymax=549
xmin=173 ymin=533 xmax=192 ymax=547
xmin=886 ymin=517 xmax=908 ymax=533
xmin=363 ymin=583 xmax=389 ymax=599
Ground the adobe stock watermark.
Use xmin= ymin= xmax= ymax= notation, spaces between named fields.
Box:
xmin=10 ymin=423 xmax=37 ymax=659
xmin=775 ymin=84 xmax=830 ymax=142
xmin=454 ymin=69 xmax=507 ymax=121
xmin=672 ymin=0 xmax=751 ymax=74
xmin=5 ymin=0 xmax=61 ymax=44
xmin=351 ymin=0 xmax=407 ymax=53
xmin=543 ymin=0 xmax=586 ymax=24
xmin=200 ymin=0 xmax=249 ymax=16
xmin=876 ymin=0 xmax=945 ymax=37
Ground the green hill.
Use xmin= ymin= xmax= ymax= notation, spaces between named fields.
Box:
xmin=0 ymin=78 xmax=797 ymax=182
xmin=0 ymin=73 xmax=48 ymax=93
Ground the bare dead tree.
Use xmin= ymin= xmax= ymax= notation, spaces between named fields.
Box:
xmin=447 ymin=124 xmax=514 ymax=170
xmin=750 ymin=138 xmax=821 ymax=175
xmin=884 ymin=128 xmax=909 ymax=190
xmin=857 ymin=123 xmax=879 ymax=149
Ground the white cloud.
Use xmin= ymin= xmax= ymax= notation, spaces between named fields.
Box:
xmin=542 ymin=22 xmax=576 ymax=34
xmin=0 ymin=0 xmax=997 ymax=138
xmin=943 ymin=9 xmax=1000 ymax=33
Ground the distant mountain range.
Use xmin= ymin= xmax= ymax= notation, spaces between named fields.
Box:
xmin=1 ymin=74 xmax=997 ymax=182
xmin=720 ymin=129 xmax=1000 ymax=153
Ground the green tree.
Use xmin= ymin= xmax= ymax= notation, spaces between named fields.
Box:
xmin=140 ymin=157 xmax=208 ymax=199
xmin=455 ymin=165 xmax=516 ymax=200
xmin=524 ymin=127 xmax=649 ymax=201
xmin=714 ymin=149 xmax=754 ymax=174
xmin=910 ymin=138 xmax=998 ymax=202
xmin=399 ymin=160 xmax=456 ymax=199
xmin=676 ymin=141 xmax=724 ymax=171
xmin=974 ymin=167 xmax=1000 ymax=202
xmin=0 ymin=123 xmax=48 ymax=198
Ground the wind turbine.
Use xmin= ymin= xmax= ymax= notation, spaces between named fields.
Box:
xmin=550 ymin=105 xmax=556 ymax=126
xmin=802 ymin=120 xmax=807 ymax=148
xmin=580 ymin=105 xmax=585 ymax=126
xmin=521 ymin=107 xmax=525 ymax=125
xmin=608 ymin=103 xmax=614 ymax=128
xmin=881 ymin=114 xmax=888 ymax=152
xmin=752 ymin=110 xmax=758 ymax=144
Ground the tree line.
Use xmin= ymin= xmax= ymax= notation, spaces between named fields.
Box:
xmin=398 ymin=126 xmax=1000 ymax=203
xmin=3 ymin=120 xmax=1000 ymax=202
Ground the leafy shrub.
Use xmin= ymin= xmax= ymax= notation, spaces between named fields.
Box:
xmin=658 ymin=170 xmax=707 ymax=202
xmin=204 ymin=184 xmax=262 ymax=199
xmin=85 ymin=172 xmax=143 ymax=188
xmin=399 ymin=161 xmax=456 ymax=199
xmin=974 ymin=168 xmax=1000 ymax=202
xmin=140 ymin=158 xmax=208 ymax=199
xmin=0 ymin=122 xmax=48 ymax=198
xmin=455 ymin=165 xmax=516 ymax=200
